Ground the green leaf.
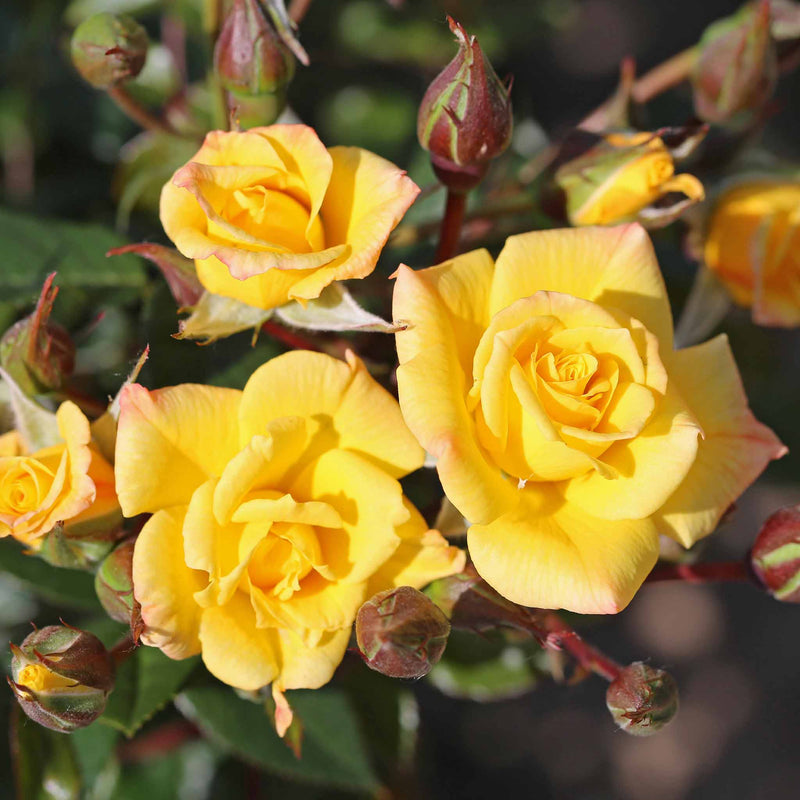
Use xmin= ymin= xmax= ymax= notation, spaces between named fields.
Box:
xmin=0 ymin=540 xmax=101 ymax=610
xmin=0 ymin=367 xmax=60 ymax=451
xmin=175 ymin=292 xmax=273 ymax=343
xmin=71 ymin=723 xmax=120 ymax=791
xmin=11 ymin=706 xmax=82 ymax=800
xmin=176 ymin=686 xmax=379 ymax=792
xmin=0 ymin=208 xmax=146 ymax=294
xmin=101 ymin=648 xmax=200 ymax=738
xmin=275 ymin=283 xmax=400 ymax=333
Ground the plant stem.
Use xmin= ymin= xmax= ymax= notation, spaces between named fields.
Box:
xmin=288 ymin=0 xmax=314 ymax=24
xmin=109 ymin=632 xmax=137 ymax=668
xmin=541 ymin=613 xmax=622 ymax=682
xmin=631 ymin=46 xmax=698 ymax=104
xmin=435 ymin=190 xmax=468 ymax=263
xmin=646 ymin=560 xmax=751 ymax=585
xmin=107 ymin=85 xmax=178 ymax=136
xmin=261 ymin=319 xmax=322 ymax=351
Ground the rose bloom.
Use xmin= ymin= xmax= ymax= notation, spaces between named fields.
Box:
xmin=0 ymin=402 xmax=118 ymax=549
xmin=114 ymin=351 xmax=464 ymax=695
xmin=556 ymin=132 xmax=704 ymax=227
xmin=703 ymin=181 xmax=800 ymax=326
xmin=394 ymin=224 xmax=785 ymax=613
xmin=160 ymin=124 xmax=419 ymax=311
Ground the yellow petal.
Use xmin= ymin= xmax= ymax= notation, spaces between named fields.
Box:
xmin=275 ymin=626 xmax=352 ymax=691
xmin=563 ymin=383 xmax=702 ymax=520
xmin=468 ymin=485 xmax=659 ymax=613
xmin=366 ymin=498 xmax=465 ymax=595
xmin=491 ymin=225 xmax=674 ymax=349
xmin=393 ymin=263 xmax=519 ymax=524
xmin=133 ymin=507 xmax=205 ymax=659
xmin=289 ymin=448 xmax=404 ymax=584
xmin=653 ymin=335 xmax=786 ymax=546
xmin=287 ymin=146 xmax=420 ymax=302
xmin=115 ymin=383 xmax=242 ymax=516
xmin=199 ymin=593 xmax=280 ymax=691
xmin=239 ymin=350 xmax=423 ymax=479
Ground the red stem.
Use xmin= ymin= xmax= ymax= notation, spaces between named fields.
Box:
xmin=435 ymin=190 xmax=468 ymax=263
xmin=645 ymin=560 xmax=751 ymax=584
xmin=118 ymin=720 xmax=200 ymax=763
xmin=109 ymin=632 xmax=137 ymax=668
xmin=107 ymin=85 xmax=179 ymax=136
xmin=542 ymin=613 xmax=621 ymax=682
xmin=261 ymin=320 xmax=322 ymax=352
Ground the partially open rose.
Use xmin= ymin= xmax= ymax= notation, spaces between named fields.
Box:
xmin=394 ymin=224 xmax=785 ymax=613
xmin=160 ymin=124 xmax=419 ymax=311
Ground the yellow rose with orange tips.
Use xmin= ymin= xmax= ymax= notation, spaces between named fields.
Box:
xmin=114 ymin=350 xmax=464 ymax=713
xmin=160 ymin=124 xmax=420 ymax=311
xmin=393 ymin=224 xmax=785 ymax=614
xmin=0 ymin=402 xmax=118 ymax=549
xmin=702 ymin=180 xmax=800 ymax=327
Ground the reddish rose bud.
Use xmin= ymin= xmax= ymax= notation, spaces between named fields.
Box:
xmin=692 ymin=0 xmax=778 ymax=126
xmin=214 ymin=0 xmax=295 ymax=114
xmin=356 ymin=586 xmax=450 ymax=679
xmin=8 ymin=625 xmax=115 ymax=732
xmin=606 ymin=662 xmax=679 ymax=736
xmin=95 ymin=539 xmax=144 ymax=641
xmin=70 ymin=12 xmax=148 ymax=90
xmin=0 ymin=274 xmax=75 ymax=395
xmin=751 ymin=504 xmax=800 ymax=601
xmin=417 ymin=17 xmax=512 ymax=192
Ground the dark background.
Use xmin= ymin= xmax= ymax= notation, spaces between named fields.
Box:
xmin=2 ymin=1 xmax=800 ymax=798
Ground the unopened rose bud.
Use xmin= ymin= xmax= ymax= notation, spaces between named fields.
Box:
xmin=356 ymin=586 xmax=450 ymax=679
xmin=95 ymin=539 xmax=144 ymax=640
xmin=692 ymin=0 xmax=777 ymax=126
xmin=417 ymin=17 xmax=512 ymax=192
xmin=214 ymin=0 xmax=294 ymax=112
xmin=606 ymin=662 xmax=679 ymax=736
xmin=71 ymin=12 xmax=149 ymax=90
xmin=554 ymin=129 xmax=705 ymax=228
xmin=0 ymin=274 xmax=75 ymax=395
xmin=751 ymin=504 xmax=800 ymax=601
xmin=8 ymin=625 xmax=115 ymax=732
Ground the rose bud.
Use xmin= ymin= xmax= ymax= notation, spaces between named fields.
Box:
xmin=70 ymin=12 xmax=149 ymax=90
xmin=751 ymin=504 xmax=800 ymax=601
xmin=214 ymin=0 xmax=295 ymax=101
xmin=95 ymin=539 xmax=144 ymax=640
xmin=0 ymin=273 xmax=75 ymax=395
xmin=417 ymin=16 xmax=512 ymax=192
xmin=606 ymin=662 xmax=679 ymax=736
xmin=8 ymin=625 xmax=115 ymax=732
xmin=692 ymin=0 xmax=777 ymax=126
xmin=356 ymin=586 xmax=450 ymax=679
xmin=554 ymin=130 xmax=705 ymax=228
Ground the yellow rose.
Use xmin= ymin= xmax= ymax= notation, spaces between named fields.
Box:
xmin=703 ymin=181 xmax=800 ymax=326
xmin=394 ymin=224 xmax=785 ymax=613
xmin=0 ymin=402 xmax=118 ymax=549
xmin=556 ymin=132 xmax=705 ymax=227
xmin=114 ymin=351 xmax=464 ymax=694
xmin=160 ymin=124 xmax=420 ymax=311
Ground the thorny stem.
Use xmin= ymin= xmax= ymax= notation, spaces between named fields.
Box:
xmin=434 ymin=190 xmax=468 ymax=263
xmin=645 ymin=560 xmax=752 ymax=585
xmin=541 ymin=613 xmax=622 ymax=682
xmin=261 ymin=319 xmax=322 ymax=351
xmin=107 ymin=85 xmax=179 ymax=136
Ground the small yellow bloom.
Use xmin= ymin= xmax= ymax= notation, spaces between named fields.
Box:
xmin=160 ymin=125 xmax=420 ymax=311
xmin=393 ymin=224 xmax=784 ymax=613
xmin=704 ymin=181 xmax=800 ymax=326
xmin=0 ymin=402 xmax=118 ymax=549
xmin=556 ymin=132 xmax=705 ymax=228
xmin=114 ymin=351 xmax=463 ymax=693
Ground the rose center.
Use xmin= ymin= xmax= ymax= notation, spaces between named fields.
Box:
xmin=0 ymin=458 xmax=55 ymax=515
xmin=247 ymin=521 xmax=322 ymax=597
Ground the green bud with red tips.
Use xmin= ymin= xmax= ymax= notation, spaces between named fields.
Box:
xmin=751 ymin=504 xmax=800 ymax=602
xmin=95 ymin=539 xmax=144 ymax=641
xmin=8 ymin=625 xmax=115 ymax=733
